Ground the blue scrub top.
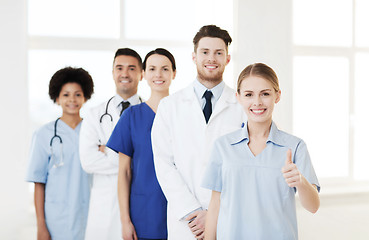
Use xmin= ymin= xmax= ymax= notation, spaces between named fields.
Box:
xmin=26 ymin=119 xmax=90 ymax=240
xmin=202 ymin=121 xmax=320 ymax=240
xmin=107 ymin=103 xmax=167 ymax=239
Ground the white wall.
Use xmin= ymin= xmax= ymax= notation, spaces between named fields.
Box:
xmin=0 ymin=0 xmax=31 ymax=239
xmin=234 ymin=0 xmax=293 ymax=132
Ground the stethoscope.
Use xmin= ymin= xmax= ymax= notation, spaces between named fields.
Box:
xmin=99 ymin=96 xmax=143 ymax=123
xmin=50 ymin=118 xmax=64 ymax=168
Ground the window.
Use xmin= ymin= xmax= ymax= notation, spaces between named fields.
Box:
xmin=28 ymin=0 xmax=234 ymax=129
xmin=292 ymin=0 xmax=369 ymax=180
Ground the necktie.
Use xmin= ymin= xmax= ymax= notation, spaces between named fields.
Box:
xmin=203 ymin=90 xmax=213 ymax=123
xmin=120 ymin=101 xmax=130 ymax=116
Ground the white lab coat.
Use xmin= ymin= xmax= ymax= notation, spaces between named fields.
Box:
xmin=152 ymin=83 xmax=246 ymax=239
xmin=79 ymin=96 xmax=122 ymax=240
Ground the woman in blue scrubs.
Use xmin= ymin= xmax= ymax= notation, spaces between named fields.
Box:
xmin=202 ymin=63 xmax=320 ymax=240
xmin=107 ymin=48 xmax=176 ymax=240
xmin=26 ymin=67 xmax=94 ymax=240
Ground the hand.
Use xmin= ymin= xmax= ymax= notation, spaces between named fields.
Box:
xmin=186 ymin=210 xmax=207 ymax=239
xmin=281 ymin=149 xmax=302 ymax=188
xmin=37 ymin=226 xmax=51 ymax=240
xmin=98 ymin=144 xmax=106 ymax=153
xmin=122 ymin=221 xmax=138 ymax=240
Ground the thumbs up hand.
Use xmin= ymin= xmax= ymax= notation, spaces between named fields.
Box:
xmin=281 ymin=149 xmax=302 ymax=188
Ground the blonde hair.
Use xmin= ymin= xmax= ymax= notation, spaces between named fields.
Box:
xmin=237 ymin=63 xmax=280 ymax=93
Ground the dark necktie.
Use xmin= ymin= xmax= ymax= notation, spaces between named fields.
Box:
xmin=203 ymin=90 xmax=213 ymax=123
xmin=120 ymin=101 xmax=130 ymax=116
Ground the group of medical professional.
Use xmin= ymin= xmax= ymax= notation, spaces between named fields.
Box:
xmin=26 ymin=25 xmax=320 ymax=240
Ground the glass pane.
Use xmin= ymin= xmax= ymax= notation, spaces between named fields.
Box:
xmin=28 ymin=50 xmax=115 ymax=130
xmin=355 ymin=0 xmax=369 ymax=47
xmin=293 ymin=0 xmax=352 ymax=46
xmin=124 ymin=0 xmax=233 ymax=41
xmin=293 ymin=56 xmax=349 ymax=178
xmin=28 ymin=0 xmax=120 ymax=38
xmin=353 ymin=53 xmax=369 ymax=180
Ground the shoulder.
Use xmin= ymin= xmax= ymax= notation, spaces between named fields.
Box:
xmin=275 ymin=128 xmax=305 ymax=149
xmin=215 ymin=128 xmax=244 ymax=147
xmin=32 ymin=121 xmax=55 ymax=141
xmin=160 ymin=84 xmax=193 ymax=104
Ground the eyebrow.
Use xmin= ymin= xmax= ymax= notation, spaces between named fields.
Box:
xmin=115 ymin=64 xmax=137 ymax=68
xmin=243 ymin=89 xmax=272 ymax=93
xmin=199 ymin=48 xmax=225 ymax=52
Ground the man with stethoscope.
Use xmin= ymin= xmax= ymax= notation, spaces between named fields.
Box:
xmin=79 ymin=48 xmax=143 ymax=240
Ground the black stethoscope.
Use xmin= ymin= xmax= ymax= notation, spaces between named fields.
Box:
xmin=50 ymin=118 xmax=64 ymax=168
xmin=99 ymin=96 xmax=143 ymax=123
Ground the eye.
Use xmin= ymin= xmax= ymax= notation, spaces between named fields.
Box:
xmin=63 ymin=93 xmax=69 ymax=97
xmin=149 ymin=67 xmax=155 ymax=71
xmin=245 ymin=93 xmax=252 ymax=97
xmin=117 ymin=67 xmax=122 ymax=71
xmin=217 ymin=52 xmax=223 ymax=56
xmin=76 ymin=93 xmax=82 ymax=97
xmin=163 ymin=67 xmax=169 ymax=71
xmin=262 ymin=92 xmax=270 ymax=96
xmin=202 ymin=51 xmax=208 ymax=55
xmin=129 ymin=67 xmax=136 ymax=71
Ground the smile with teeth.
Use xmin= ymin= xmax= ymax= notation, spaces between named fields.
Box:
xmin=205 ymin=65 xmax=217 ymax=69
xmin=251 ymin=109 xmax=266 ymax=114
xmin=153 ymin=80 xmax=164 ymax=84
xmin=120 ymin=80 xmax=130 ymax=83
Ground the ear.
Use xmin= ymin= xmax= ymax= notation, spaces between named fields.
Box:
xmin=172 ymin=70 xmax=177 ymax=80
xmin=235 ymin=91 xmax=241 ymax=104
xmin=140 ymin=69 xmax=144 ymax=81
xmin=275 ymin=90 xmax=281 ymax=103
xmin=192 ymin=52 xmax=196 ymax=63
xmin=226 ymin=54 xmax=231 ymax=65
xmin=56 ymin=97 xmax=60 ymax=105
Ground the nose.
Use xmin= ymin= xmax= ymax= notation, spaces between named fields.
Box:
xmin=208 ymin=53 xmax=216 ymax=62
xmin=121 ymin=67 xmax=129 ymax=77
xmin=253 ymin=95 xmax=262 ymax=106
xmin=155 ymin=69 xmax=162 ymax=77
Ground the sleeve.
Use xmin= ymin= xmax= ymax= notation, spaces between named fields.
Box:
xmin=151 ymin=99 xmax=202 ymax=220
xmin=201 ymin=139 xmax=223 ymax=192
xmin=294 ymin=140 xmax=321 ymax=192
xmin=79 ymin=107 xmax=119 ymax=175
xmin=106 ymin=108 xmax=133 ymax=157
xmin=25 ymin=129 xmax=49 ymax=183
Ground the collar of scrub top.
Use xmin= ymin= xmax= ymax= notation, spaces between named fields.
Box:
xmin=113 ymin=93 xmax=142 ymax=112
xmin=193 ymin=78 xmax=225 ymax=111
xmin=230 ymin=121 xmax=285 ymax=146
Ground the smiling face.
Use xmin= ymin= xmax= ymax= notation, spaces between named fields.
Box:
xmin=192 ymin=37 xmax=230 ymax=86
xmin=236 ymin=75 xmax=281 ymax=125
xmin=56 ymin=82 xmax=85 ymax=116
xmin=112 ymin=55 xmax=143 ymax=99
xmin=144 ymin=54 xmax=175 ymax=93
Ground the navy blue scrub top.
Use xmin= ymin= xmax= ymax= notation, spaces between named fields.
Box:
xmin=107 ymin=103 xmax=167 ymax=239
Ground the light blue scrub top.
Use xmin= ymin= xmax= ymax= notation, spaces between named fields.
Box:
xmin=26 ymin=119 xmax=90 ymax=240
xmin=202 ymin=122 xmax=320 ymax=240
xmin=107 ymin=103 xmax=167 ymax=239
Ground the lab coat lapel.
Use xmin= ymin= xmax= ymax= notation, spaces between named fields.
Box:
xmin=180 ymin=84 xmax=207 ymax=126
xmin=209 ymin=85 xmax=237 ymax=123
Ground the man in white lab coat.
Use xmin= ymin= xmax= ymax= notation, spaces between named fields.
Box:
xmin=152 ymin=25 xmax=246 ymax=239
xmin=79 ymin=48 xmax=143 ymax=240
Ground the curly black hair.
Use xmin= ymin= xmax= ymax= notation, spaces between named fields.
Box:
xmin=48 ymin=67 xmax=94 ymax=102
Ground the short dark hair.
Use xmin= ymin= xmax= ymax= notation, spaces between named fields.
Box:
xmin=48 ymin=67 xmax=94 ymax=102
xmin=193 ymin=25 xmax=232 ymax=52
xmin=142 ymin=48 xmax=176 ymax=71
xmin=114 ymin=48 xmax=143 ymax=70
